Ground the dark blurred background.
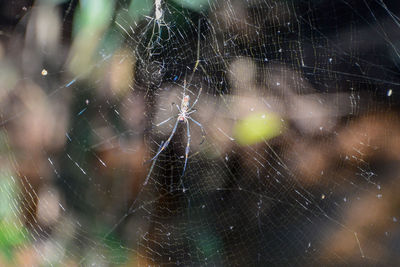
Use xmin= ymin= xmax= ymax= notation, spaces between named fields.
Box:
xmin=1 ymin=0 xmax=400 ymax=266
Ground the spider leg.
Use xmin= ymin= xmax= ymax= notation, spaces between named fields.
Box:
xmin=143 ymin=140 xmax=164 ymax=185
xmin=155 ymin=23 xmax=162 ymax=45
xmin=181 ymin=74 xmax=195 ymax=95
xmin=146 ymin=18 xmax=157 ymax=49
xmin=183 ymin=76 xmax=187 ymax=95
xmin=155 ymin=19 xmax=172 ymax=45
xmin=188 ymin=117 xmax=206 ymax=145
xmin=175 ymin=104 xmax=182 ymax=113
xmin=156 ymin=115 xmax=177 ymax=127
xmin=188 ymin=86 xmax=202 ymax=111
xmin=145 ymin=118 xmax=179 ymax=164
xmin=162 ymin=23 xmax=172 ymax=42
xmin=182 ymin=119 xmax=191 ymax=177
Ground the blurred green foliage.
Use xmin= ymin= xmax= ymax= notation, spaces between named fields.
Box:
xmin=72 ymin=0 xmax=115 ymax=36
xmin=38 ymin=0 xmax=69 ymax=4
xmin=128 ymin=0 xmax=153 ymax=22
xmin=172 ymin=0 xmax=212 ymax=12
xmin=69 ymin=0 xmax=116 ymax=75
xmin=0 ymin=172 xmax=29 ymax=262
xmin=195 ymin=228 xmax=222 ymax=260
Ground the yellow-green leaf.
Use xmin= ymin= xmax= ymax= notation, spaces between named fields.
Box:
xmin=234 ymin=112 xmax=283 ymax=145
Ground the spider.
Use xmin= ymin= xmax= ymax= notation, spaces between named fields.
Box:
xmin=146 ymin=79 xmax=205 ymax=177
xmin=144 ymin=0 xmax=171 ymax=50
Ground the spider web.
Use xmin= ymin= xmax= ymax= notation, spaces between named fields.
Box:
xmin=1 ymin=0 xmax=400 ymax=266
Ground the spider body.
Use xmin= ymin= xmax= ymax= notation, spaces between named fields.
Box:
xmin=144 ymin=0 xmax=171 ymax=49
xmin=146 ymin=81 xmax=205 ymax=180
xmin=178 ymin=95 xmax=190 ymax=122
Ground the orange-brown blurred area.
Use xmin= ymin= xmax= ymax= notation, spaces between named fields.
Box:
xmin=1 ymin=0 xmax=400 ymax=266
